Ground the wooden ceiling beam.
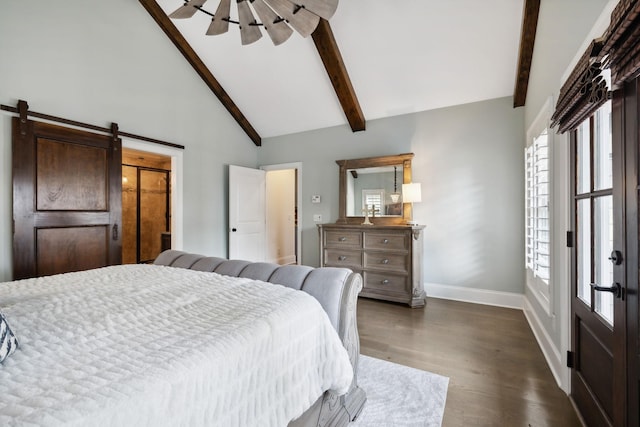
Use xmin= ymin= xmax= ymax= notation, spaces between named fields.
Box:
xmin=513 ymin=0 xmax=541 ymax=108
xmin=312 ymin=19 xmax=366 ymax=132
xmin=138 ymin=0 xmax=262 ymax=146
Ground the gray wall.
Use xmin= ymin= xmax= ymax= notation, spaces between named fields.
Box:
xmin=522 ymin=0 xmax=611 ymax=389
xmin=0 ymin=0 xmax=258 ymax=281
xmin=259 ymin=96 xmax=525 ymax=294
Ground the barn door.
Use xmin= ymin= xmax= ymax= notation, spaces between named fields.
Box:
xmin=12 ymin=118 xmax=122 ymax=279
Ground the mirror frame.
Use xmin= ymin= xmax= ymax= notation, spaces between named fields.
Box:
xmin=336 ymin=153 xmax=414 ymax=225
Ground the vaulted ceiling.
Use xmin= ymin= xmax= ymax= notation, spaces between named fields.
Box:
xmin=141 ymin=0 xmax=536 ymax=145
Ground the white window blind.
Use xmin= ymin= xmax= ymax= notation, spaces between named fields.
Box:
xmin=525 ymin=129 xmax=550 ymax=284
xmin=362 ymin=189 xmax=384 ymax=216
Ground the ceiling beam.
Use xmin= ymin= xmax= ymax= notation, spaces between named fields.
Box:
xmin=513 ymin=0 xmax=540 ymax=108
xmin=138 ymin=0 xmax=262 ymax=146
xmin=311 ymin=20 xmax=366 ymax=132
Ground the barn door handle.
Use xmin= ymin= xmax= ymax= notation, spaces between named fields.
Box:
xmin=590 ymin=282 xmax=623 ymax=299
xmin=112 ymin=224 xmax=118 ymax=241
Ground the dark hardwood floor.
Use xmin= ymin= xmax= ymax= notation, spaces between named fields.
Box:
xmin=357 ymin=297 xmax=583 ymax=427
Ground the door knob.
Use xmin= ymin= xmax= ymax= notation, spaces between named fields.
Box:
xmin=608 ymin=250 xmax=623 ymax=265
xmin=231 ymin=228 xmax=237 ymax=232
xmin=590 ymin=282 xmax=623 ymax=299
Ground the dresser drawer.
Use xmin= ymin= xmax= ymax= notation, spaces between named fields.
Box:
xmin=364 ymin=252 xmax=408 ymax=273
xmin=363 ymin=232 xmax=408 ymax=251
xmin=323 ymin=249 xmax=363 ymax=268
xmin=363 ymin=271 xmax=409 ymax=294
xmin=324 ymin=230 xmax=362 ymax=248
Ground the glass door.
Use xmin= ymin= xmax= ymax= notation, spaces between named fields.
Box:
xmin=571 ymin=100 xmax=622 ymax=427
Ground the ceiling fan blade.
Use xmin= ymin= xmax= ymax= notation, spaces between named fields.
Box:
xmin=237 ymin=0 xmax=263 ymax=45
xmin=263 ymin=0 xmax=320 ymax=37
xmin=251 ymin=0 xmax=293 ymax=45
xmin=295 ymin=0 xmax=338 ymax=21
xmin=169 ymin=0 xmax=208 ymax=19
xmin=206 ymin=0 xmax=231 ymax=35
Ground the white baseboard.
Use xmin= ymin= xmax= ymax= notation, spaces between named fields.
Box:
xmin=424 ymin=282 xmax=524 ymax=309
xmin=523 ymin=297 xmax=568 ymax=391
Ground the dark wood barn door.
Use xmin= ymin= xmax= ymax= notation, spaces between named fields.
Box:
xmin=12 ymin=118 xmax=122 ymax=279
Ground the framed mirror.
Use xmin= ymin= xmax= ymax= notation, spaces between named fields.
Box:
xmin=336 ymin=153 xmax=414 ymax=225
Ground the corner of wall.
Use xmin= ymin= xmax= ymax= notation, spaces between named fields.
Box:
xmin=523 ymin=296 xmax=569 ymax=392
xmin=425 ymin=282 xmax=524 ymax=309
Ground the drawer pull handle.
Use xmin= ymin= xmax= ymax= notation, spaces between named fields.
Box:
xmin=339 ymin=237 xmax=347 ymax=242
xmin=381 ymin=259 xmax=389 ymax=264
xmin=382 ymin=239 xmax=389 ymax=244
xmin=338 ymin=256 xmax=347 ymax=261
xmin=381 ymin=279 xmax=390 ymax=285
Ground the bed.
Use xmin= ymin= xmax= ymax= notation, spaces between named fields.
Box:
xmin=0 ymin=250 xmax=366 ymax=426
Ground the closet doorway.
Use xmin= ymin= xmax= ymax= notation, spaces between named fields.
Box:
xmin=122 ymin=148 xmax=171 ymax=264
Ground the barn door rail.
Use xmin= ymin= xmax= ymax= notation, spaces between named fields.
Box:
xmin=1 ymin=100 xmax=184 ymax=150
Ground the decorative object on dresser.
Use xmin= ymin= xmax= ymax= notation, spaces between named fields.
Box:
xmin=319 ymin=223 xmax=426 ymax=308
xmin=401 ymin=182 xmax=422 ymax=226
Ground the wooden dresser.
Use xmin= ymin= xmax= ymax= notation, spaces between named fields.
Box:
xmin=319 ymin=224 xmax=426 ymax=307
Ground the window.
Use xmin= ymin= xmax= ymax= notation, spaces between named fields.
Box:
xmin=525 ymin=129 xmax=550 ymax=284
xmin=525 ymin=97 xmax=553 ymax=313
xmin=574 ymin=101 xmax=614 ymax=326
xmin=362 ymin=189 xmax=384 ymax=216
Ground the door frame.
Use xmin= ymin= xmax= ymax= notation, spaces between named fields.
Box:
xmin=260 ymin=162 xmax=302 ymax=265
xmin=122 ymin=138 xmax=183 ymax=252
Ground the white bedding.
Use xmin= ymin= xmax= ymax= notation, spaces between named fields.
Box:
xmin=0 ymin=264 xmax=353 ymax=427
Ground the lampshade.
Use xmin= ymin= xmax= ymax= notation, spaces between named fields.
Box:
xmin=402 ymin=183 xmax=422 ymax=204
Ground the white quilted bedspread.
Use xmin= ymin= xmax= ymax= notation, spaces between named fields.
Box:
xmin=0 ymin=264 xmax=353 ymax=427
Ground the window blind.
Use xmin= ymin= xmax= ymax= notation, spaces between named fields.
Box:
xmin=525 ymin=130 xmax=550 ymax=283
xmin=551 ymin=41 xmax=609 ymax=134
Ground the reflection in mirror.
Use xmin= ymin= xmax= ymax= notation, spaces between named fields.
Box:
xmin=337 ymin=153 xmax=414 ymax=225
xmin=346 ymin=165 xmax=403 ymax=217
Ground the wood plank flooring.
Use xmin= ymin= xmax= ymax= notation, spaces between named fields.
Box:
xmin=357 ymin=297 xmax=583 ymax=427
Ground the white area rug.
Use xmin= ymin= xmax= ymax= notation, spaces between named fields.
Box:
xmin=352 ymin=355 xmax=449 ymax=427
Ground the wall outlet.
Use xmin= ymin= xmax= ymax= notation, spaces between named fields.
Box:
xmin=311 ymin=195 xmax=321 ymax=203
xmin=313 ymin=214 xmax=322 ymax=222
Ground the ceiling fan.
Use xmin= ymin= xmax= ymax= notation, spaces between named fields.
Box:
xmin=169 ymin=0 xmax=338 ymax=46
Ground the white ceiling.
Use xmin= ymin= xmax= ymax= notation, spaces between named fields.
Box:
xmin=155 ymin=0 xmax=525 ymax=138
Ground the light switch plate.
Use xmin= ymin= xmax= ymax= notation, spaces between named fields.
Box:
xmin=311 ymin=195 xmax=321 ymax=203
xmin=313 ymin=214 xmax=322 ymax=222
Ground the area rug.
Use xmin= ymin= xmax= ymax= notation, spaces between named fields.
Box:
xmin=352 ymin=355 xmax=449 ymax=427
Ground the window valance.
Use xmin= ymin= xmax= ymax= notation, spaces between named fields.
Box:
xmin=599 ymin=0 xmax=640 ymax=87
xmin=550 ymin=40 xmax=609 ymax=134
xmin=551 ymin=0 xmax=640 ymax=134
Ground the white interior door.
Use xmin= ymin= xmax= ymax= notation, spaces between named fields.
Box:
xmin=229 ymin=165 xmax=266 ymax=261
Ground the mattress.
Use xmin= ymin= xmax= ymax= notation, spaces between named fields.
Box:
xmin=0 ymin=264 xmax=353 ymax=426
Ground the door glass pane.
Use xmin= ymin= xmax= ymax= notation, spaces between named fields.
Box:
xmin=122 ymin=166 xmax=138 ymax=265
xmin=139 ymin=170 xmax=169 ymax=263
xmin=594 ymin=101 xmax=612 ymax=191
xmin=594 ymin=195 xmax=614 ymax=325
xmin=577 ymin=198 xmax=591 ymax=305
xmin=577 ymin=120 xmax=591 ymax=194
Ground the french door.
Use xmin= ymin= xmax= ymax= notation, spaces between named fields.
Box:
xmin=571 ymin=81 xmax=640 ymax=426
xmin=571 ymin=99 xmax=621 ymax=427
